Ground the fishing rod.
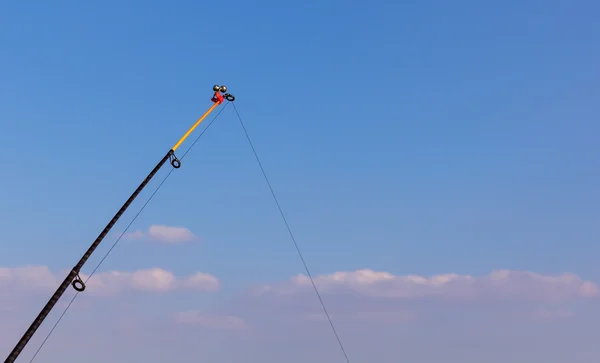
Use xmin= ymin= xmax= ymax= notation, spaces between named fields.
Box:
xmin=4 ymin=85 xmax=235 ymax=363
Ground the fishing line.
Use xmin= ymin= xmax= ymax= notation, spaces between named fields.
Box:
xmin=231 ymin=102 xmax=352 ymax=363
xmin=27 ymin=102 xmax=230 ymax=363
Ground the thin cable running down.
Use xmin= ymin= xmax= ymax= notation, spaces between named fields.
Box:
xmin=231 ymin=102 xmax=352 ymax=363
xmin=27 ymin=102 xmax=230 ymax=363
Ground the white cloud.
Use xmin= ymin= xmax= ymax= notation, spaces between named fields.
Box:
xmin=81 ymin=268 xmax=219 ymax=295
xmin=253 ymin=269 xmax=599 ymax=303
xmin=0 ymin=265 xmax=58 ymax=291
xmin=123 ymin=224 xmax=197 ymax=244
xmin=0 ymin=265 xmax=219 ymax=297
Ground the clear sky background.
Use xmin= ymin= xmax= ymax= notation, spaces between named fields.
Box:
xmin=1 ymin=1 xmax=599 ymax=362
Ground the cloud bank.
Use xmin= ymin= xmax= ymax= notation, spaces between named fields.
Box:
xmin=2 ymin=266 xmax=600 ymax=363
xmin=253 ymin=269 xmax=598 ymax=303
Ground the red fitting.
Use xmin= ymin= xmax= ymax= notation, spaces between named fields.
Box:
xmin=211 ymin=92 xmax=224 ymax=104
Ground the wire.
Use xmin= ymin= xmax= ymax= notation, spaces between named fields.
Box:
xmin=28 ymin=102 xmax=230 ymax=363
xmin=230 ymin=102 xmax=352 ymax=363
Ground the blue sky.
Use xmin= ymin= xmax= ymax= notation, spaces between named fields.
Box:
xmin=1 ymin=1 xmax=599 ymax=362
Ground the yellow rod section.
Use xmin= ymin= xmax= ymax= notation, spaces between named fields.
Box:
xmin=171 ymin=101 xmax=221 ymax=151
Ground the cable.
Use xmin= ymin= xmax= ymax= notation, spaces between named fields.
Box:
xmin=230 ymin=102 xmax=352 ymax=363
xmin=28 ymin=102 xmax=230 ymax=363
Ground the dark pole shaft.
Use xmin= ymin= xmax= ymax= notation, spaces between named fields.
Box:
xmin=4 ymin=149 xmax=175 ymax=363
